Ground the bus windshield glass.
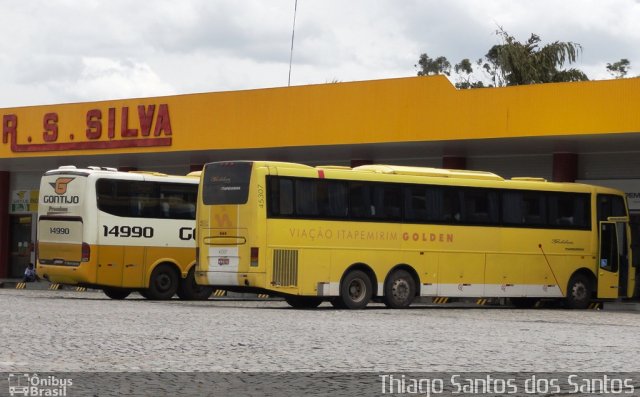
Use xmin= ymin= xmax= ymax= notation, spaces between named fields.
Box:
xmin=202 ymin=162 xmax=253 ymax=205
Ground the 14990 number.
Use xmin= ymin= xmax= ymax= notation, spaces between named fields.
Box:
xmin=103 ymin=225 xmax=154 ymax=238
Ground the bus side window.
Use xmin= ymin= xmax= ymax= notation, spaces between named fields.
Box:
xmin=279 ymin=179 xmax=294 ymax=216
xmin=442 ymin=188 xmax=462 ymax=223
xmin=319 ymin=180 xmax=348 ymax=218
xmin=502 ymin=191 xmax=523 ymax=224
xmin=549 ymin=193 xmax=589 ymax=228
xmin=349 ymin=183 xmax=372 ymax=219
xmin=295 ymin=179 xmax=319 ymax=216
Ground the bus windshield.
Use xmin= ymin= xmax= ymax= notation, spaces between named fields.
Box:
xmin=202 ymin=161 xmax=253 ymax=205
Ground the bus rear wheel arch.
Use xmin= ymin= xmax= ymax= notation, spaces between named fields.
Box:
xmin=177 ymin=266 xmax=214 ymax=300
xmin=383 ymin=267 xmax=418 ymax=309
xmin=144 ymin=263 xmax=179 ymax=300
xmin=337 ymin=268 xmax=374 ymax=310
xmin=103 ymin=287 xmax=131 ymax=300
xmin=565 ymin=271 xmax=594 ymax=309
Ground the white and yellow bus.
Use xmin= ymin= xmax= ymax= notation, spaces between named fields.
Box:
xmin=37 ymin=166 xmax=213 ymax=300
xmin=195 ymin=161 xmax=635 ymax=309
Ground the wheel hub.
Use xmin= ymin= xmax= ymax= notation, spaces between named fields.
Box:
xmin=392 ymin=279 xmax=410 ymax=301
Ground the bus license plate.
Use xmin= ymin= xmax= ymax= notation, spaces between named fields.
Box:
xmin=218 ymin=258 xmax=230 ymax=266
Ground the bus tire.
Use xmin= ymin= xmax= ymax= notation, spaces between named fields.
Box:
xmin=103 ymin=287 xmax=131 ymax=300
xmin=565 ymin=273 xmax=591 ymax=309
xmin=177 ymin=267 xmax=214 ymax=300
xmin=285 ymin=295 xmax=323 ymax=309
xmin=145 ymin=264 xmax=179 ymax=300
xmin=510 ymin=297 xmax=538 ymax=309
xmin=330 ymin=298 xmax=347 ymax=309
xmin=337 ymin=270 xmax=372 ymax=310
xmin=383 ymin=269 xmax=416 ymax=309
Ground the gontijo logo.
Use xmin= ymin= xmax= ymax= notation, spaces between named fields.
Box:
xmin=43 ymin=177 xmax=79 ymax=204
xmin=49 ymin=177 xmax=75 ymax=195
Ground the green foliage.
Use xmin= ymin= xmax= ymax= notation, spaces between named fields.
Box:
xmin=416 ymin=28 xmax=594 ymax=89
xmin=416 ymin=53 xmax=451 ymax=76
xmin=606 ymin=58 xmax=631 ymax=79
xmin=486 ymin=28 xmax=588 ymax=86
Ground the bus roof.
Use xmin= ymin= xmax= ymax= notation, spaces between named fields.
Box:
xmin=245 ymin=161 xmax=625 ymax=196
xmin=44 ymin=165 xmax=198 ymax=183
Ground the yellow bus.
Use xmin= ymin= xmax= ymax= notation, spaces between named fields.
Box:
xmin=37 ymin=166 xmax=213 ymax=300
xmin=195 ymin=161 xmax=634 ymax=309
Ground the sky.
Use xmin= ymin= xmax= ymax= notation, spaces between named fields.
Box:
xmin=1 ymin=0 xmax=639 ymax=108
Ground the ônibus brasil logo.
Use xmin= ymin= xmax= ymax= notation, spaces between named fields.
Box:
xmin=7 ymin=373 xmax=72 ymax=396
xmin=49 ymin=177 xmax=75 ymax=195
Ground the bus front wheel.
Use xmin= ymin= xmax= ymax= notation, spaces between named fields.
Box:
xmin=565 ymin=274 xmax=592 ymax=309
xmin=337 ymin=270 xmax=372 ymax=310
xmin=383 ymin=269 xmax=416 ymax=309
xmin=177 ymin=268 xmax=214 ymax=300
xmin=103 ymin=287 xmax=131 ymax=300
xmin=145 ymin=264 xmax=178 ymax=300
xmin=285 ymin=295 xmax=323 ymax=309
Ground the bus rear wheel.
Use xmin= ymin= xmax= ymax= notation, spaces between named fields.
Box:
xmin=285 ymin=295 xmax=323 ymax=309
xmin=383 ymin=269 xmax=416 ymax=309
xmin=177 ymin=268 xmax=214 ymax=300
xmin=145 ymin=264 xmax=178 ymax=300
xmin=565 ymin=273 xmax=592 ymax=309
xmin=337 ymin=270 xmax=372 ymax=310
xmin=103 ymin=287 xmax=131 ymax=300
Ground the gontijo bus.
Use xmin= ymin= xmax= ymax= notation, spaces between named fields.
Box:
xmin=37 ymin=166 xmax=213 ymax=300
xmin=195 ymin=161 xmax=634 ymax=309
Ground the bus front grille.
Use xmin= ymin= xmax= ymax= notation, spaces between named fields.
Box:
xmin=272 ymin=249 xmax=298 ymax=287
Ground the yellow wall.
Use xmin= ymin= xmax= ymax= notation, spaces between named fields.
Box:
xmin=2 ymin=76 xmax=640 ymax=159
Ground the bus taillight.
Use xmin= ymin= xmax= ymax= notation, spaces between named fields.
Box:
xmin=81 ymin=243 xmax=90 ymax=262
xmin=250 ymin=247 xmax=259 ymax=267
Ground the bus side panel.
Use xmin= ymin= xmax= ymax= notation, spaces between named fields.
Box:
xmin=121 ymin=246 xmax=145 ymax=288
xmin=437 ymin=253 xmax=485 ymax=297
xmin=96 ymin=245 xmax=124 ymax=287
xmin=484 ymin=254 xmax=525 ymax=297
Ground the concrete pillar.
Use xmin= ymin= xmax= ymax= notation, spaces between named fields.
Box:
xmin=0 ymin=171 xmax=9 ymax=278
xmin=552 ymin=153 xmax=578 ymax=182
xmin=442 ymin=156 xmax=466 ymax=170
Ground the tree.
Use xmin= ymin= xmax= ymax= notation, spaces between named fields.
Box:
xmin=606 ymin=58 xmax=631 ymax=79
xmin=416 ymin=53 xmax=451 ymax=76
xmin=485 ymin=28 xmax=588 ymax=86
xmin=416 ymin=28 xmax=590 ymax=88
xmin=454 ymin=58 xmax=485 ymax=89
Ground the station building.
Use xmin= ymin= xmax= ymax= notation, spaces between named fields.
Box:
xmin=1 ymin=75 xmax=640 ymax=278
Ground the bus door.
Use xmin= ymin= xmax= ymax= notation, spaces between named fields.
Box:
xmin=597 ymin=221 xmax=624 ymax=299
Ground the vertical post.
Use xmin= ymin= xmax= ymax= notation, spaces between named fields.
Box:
xmin=0 ymin=171 xmax=9 ymax=278
xmin=552 ymin=153 xmax=578 ymax=182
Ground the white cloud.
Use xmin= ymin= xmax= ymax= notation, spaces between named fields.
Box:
xmin=0 ymin=0 xmax=638 ymax=107
xmin=57 ymin=57 xmax=176 ymax=102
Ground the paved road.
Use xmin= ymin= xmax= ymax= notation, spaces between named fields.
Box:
xmin=2 ymin=289 xmax=639 ymax=374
